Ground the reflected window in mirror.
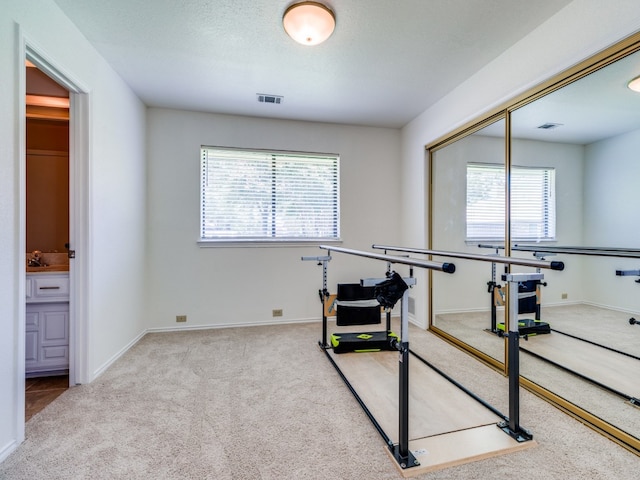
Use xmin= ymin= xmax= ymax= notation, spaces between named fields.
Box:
xmin=466 ymin=163 xmax=555 ymax=242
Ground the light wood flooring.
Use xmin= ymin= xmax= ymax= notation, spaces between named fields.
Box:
xmin=328 ymin=345 xmax=535 ymax=475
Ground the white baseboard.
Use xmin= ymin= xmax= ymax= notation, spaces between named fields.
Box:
xmin=0 ymin=440 xmax=18 ymax=464
xmin=146 ymin=316 xmax=320 ymax=334
xmin=581 ymin=301 xmax=638 ymax=315
xmin=91 ymin=329 xmax=147 ymax=381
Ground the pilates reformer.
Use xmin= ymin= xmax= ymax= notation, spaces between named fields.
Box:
xmin=303 ymin=245 xmax=564 ymax=474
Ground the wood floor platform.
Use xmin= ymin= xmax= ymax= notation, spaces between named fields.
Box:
xmin=390 ymin=424 xmax=536 ymax=477
xmin=521 ymin=332 xmax=640 ymax=399
xmin=328 ymin=349 xmax=536 ymax=474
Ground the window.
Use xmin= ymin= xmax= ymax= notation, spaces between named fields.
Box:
xmin=466 ymin=163 xmax=555 ymax=241
xmin=200 ymin=147 xmax=340 ymax=243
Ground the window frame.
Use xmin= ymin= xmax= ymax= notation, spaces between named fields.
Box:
xmin=199 ymin=146 xmax=341 ymax=247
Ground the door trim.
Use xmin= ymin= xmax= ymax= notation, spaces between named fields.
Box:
xmin=18 ymin=27 xmax=91 ymax=444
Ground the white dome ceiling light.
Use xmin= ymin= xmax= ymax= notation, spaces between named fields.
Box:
xmin=283 ymin=2 xmax=336 ymax=46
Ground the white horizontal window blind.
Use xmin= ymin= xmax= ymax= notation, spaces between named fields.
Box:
xmin=466 ymin=163 xmax=555 ymax=241
xmin=200 ymin=147 xmax=340 ymax=242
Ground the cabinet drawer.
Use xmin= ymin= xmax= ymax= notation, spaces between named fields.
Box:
xmin=28 ymin=274 xmax=70 ymax=303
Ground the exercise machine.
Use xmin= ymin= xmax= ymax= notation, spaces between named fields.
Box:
xmin=301 ymin=255 xmax=410 ymax=354
xmin=304 ymin=246 xmax=454 ymax=471
xmin=307 ymin=245 xmax=563 ymax=472
xmin=479 ymin=244 xmax=551 ymax=336
xmin=330 ymin=273 xmax=407 ymax=354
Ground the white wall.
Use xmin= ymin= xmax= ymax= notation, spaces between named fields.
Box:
xmin=583 ymin=128 xmax=640 ymax=312
xmin=401 ymin=0 xmax=640 ymax=327
xmin=1 ymin=0 xmax=146 ymax=461
xmin=145 ymin=108 xmax=402 ymax=330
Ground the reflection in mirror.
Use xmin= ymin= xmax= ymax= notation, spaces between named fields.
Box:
xmin=430 ymin=119 xmax=506 ymax=364
xmin=510 ymin=48 xmax=640 ymax=443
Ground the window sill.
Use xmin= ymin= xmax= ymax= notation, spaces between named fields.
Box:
xmin=198 ymin=238 xmax=343 ymax=248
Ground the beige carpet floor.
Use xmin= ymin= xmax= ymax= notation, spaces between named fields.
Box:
xmin=0 ymin=321 xmax=638 ymax=479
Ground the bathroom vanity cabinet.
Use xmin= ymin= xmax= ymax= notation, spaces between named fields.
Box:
xmin=25 ymin=272 xmax=69 ymax=376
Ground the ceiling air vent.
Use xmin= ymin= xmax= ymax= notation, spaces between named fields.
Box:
xmin=537 ymin=122 xmax=563 ymax=130
xmin=257 ymin=93 xmax=283 ymax=104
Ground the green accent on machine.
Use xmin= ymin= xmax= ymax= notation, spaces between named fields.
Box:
xmin=331 ymin=331 xmax=400 ymax=354
xmin=497 ymin=318 xmax=550 ymax=336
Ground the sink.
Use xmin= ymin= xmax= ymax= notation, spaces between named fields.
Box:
xmin=26 ymin=265 xmax=69 ymax=273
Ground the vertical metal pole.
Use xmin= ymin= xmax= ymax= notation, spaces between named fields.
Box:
xmin=490 ymin=259 xmax=497 ymax=332
xmin=507 ymin=279 xmax=521 ymax=435
xmin=322 ymin=259 xmax=328 ymax=348
xmin=499 ymin=272 xmax=541 ymax=442
xmin=301 ymin=255 xmax=332 ymax=349
xmin=386 ymin=260 xmax=392 ymax=332
xmin=535 ymin=267 xmax=542 ymax=321
xmin=391 ymin=288 xmax=419 ymax=468
xmin=399 ymin=289 xmax=409 ymax=454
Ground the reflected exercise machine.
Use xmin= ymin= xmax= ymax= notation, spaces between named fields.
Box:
xmin=479 ymin=244 xmax=552 ymax=336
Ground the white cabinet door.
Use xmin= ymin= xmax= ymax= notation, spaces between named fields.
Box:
xmin=25 ymin=311 xmax=39 ymax=367
xmin=25 ymin=303 xmax=69 ymax=374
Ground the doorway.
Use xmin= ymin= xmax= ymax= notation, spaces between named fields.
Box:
xmin=24 ymin=61 xmax=71 ymax=416
xmin=22 ymin=43 xmax=90 ymax=396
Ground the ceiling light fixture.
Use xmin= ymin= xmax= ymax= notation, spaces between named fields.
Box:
xmin=283 ymin=1 xmax=336 ymax=46
xmin=628 ymin=75 xmax=640 ymax=93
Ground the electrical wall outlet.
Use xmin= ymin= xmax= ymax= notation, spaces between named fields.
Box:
xmin=561 ymin=293 xmax=568 ymax=299
xmin=176 ymin=315 xmax=187 ymax=322
xmin=272 ymin=309 xmax=283 ymax=317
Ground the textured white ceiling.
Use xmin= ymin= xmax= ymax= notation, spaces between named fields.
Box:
xmin=53 ymin=0 xmax=572 ymax=128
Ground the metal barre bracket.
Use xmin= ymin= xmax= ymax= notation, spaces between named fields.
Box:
xmin=301 ymin=255 xmax=331 ymax=262
xmin=616 ymin=269 xmax=640 ymax=276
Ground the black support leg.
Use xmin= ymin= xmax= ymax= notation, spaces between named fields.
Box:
xmin=390 ymin=341 xmax=419 ymax=469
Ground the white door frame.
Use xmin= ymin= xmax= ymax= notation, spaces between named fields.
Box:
xmin=18 ymin=29 xmax=91 ymax=440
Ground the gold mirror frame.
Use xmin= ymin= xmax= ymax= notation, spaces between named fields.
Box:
xmin=426 ymin=31 xmax=640 ymax=454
